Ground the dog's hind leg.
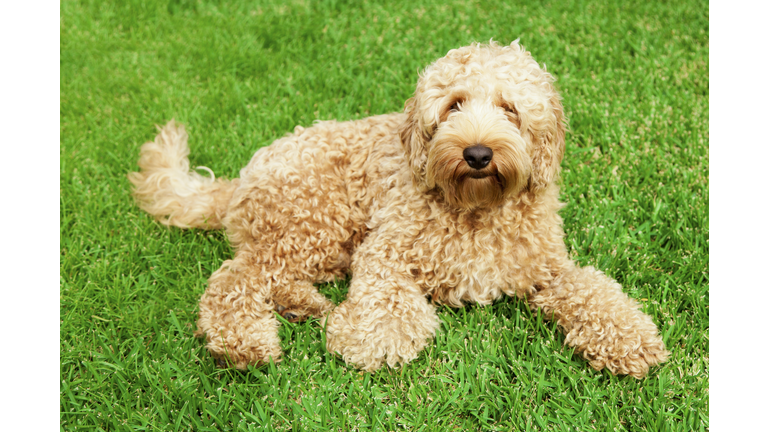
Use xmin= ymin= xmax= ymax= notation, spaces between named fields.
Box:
xmin=196 ymin=255 xmax=338 ymax=368
xmin=272 ymin=280 xmax=335 ymax=323
xmin=195 ymin=255 xmax=283 ymax=369
xmin=196 ymin=223 xmax=349 ymax=367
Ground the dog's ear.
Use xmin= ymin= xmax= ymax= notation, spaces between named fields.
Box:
xmin=529 ymin=92 xmax=566 ymax=193
xmin=399 ymin=97 xmax=431 ymax=187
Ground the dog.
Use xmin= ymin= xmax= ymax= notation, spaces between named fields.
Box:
xmin=129 ymin=40 xmax=669 ymax=378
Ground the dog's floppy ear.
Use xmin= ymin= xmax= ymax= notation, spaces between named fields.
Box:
xmin=399 ymin=97 xmax=431 ymax=188
xmin=529 ymin=92 xmax=566 ymax=193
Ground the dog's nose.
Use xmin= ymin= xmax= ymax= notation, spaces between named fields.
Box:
xmin=463 ymin=145 xmax=493 ymax=170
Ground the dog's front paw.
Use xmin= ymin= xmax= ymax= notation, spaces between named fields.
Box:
xmin=566 ymin=318 xmax=670 ymax=379
xmin=532 ymin=266 xmax=670 ymax=378
xmin=325 ymin=294 xmax=440 ymax=371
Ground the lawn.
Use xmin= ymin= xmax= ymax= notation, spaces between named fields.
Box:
xmin=60 ymin=0 xmax=709 ymax=430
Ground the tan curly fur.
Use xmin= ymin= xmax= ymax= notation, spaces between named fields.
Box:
xmin=129 ymin=41 xmax=668 ymax=378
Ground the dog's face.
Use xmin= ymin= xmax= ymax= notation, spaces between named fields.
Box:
xmin=399 ymin=41 xmax=566 ymax=210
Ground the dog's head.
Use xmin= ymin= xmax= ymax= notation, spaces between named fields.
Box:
xmin=399 ymin=41 xmax=566 ymax=210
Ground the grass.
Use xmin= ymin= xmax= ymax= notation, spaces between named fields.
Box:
xmin=60 ymin=0 xmax=709 ymax=430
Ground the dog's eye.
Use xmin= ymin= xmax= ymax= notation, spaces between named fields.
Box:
xmin=449 ymin=102 xmax=460 ymax=112
xmin=505 ymin=105 xmax=517 ymax=115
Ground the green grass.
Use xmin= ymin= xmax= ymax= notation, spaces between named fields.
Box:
xmin=60 ymin=0 xmax=709 ymax=430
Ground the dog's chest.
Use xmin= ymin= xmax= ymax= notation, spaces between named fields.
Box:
xmin=411 ymin=215 xmax=541 ymax=306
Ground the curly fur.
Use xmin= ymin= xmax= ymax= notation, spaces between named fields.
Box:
xmin=129 ymin=41 xmax=668 ymax=377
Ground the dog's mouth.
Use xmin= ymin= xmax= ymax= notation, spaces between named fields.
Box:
xmin=430 ymin=160 xmax=516 ymax=209
xmin=450 ymin=160 xmax=508 ymax=190
xmin=463 ymin=167 xmax=505 ymax=187
xmin=467 ymin=170 xmax=493 ymax=179
xmin=461 ymin=172 xmax=508 ymax=196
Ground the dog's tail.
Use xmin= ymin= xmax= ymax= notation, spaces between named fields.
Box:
xmin=128 ymin=121 xmax=239 ymax=230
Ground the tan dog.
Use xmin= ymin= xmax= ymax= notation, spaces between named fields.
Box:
xmin=129 ymin=41 xmax=668 ymax=378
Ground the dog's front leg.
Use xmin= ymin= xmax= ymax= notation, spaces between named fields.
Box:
xmin=325 ymin=271 xmax=439 ymax=371
xmin=324 ymin=237 xmax=439 ymax=371
xmin=530 ymin=265 xmax=669 ymax=378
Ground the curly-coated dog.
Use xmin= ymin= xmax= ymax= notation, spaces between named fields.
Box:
xmin=129 ymin=41 xmax=668 ymax=378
